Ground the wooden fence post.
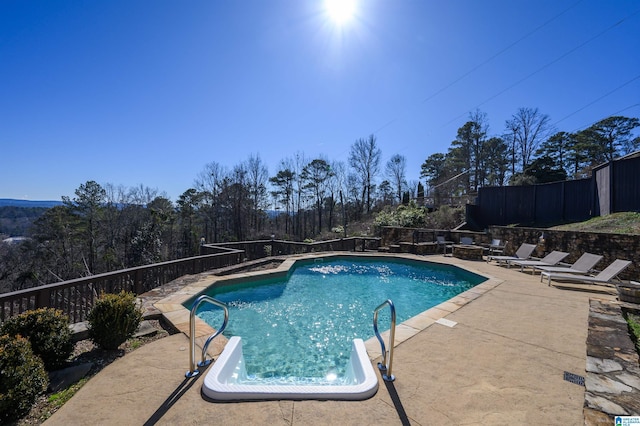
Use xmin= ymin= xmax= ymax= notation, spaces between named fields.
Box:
xmin=35 ymin=288 xmax=51 ymax=309
xmin=135 ymin=269 xmax=144 ymax=295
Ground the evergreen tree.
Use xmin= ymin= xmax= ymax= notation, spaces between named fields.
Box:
xmin=301 ymin=158 xmax=333 ymax=233
xmin=62 ymin=181 xmax=106 ymax=274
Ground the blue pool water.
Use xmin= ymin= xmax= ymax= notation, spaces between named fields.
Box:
xmin=194 ymin=257 xmax=485 ymax=385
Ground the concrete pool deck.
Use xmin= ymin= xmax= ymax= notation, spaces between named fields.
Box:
xmin=45 ymin=255 xmax=617 ymax=425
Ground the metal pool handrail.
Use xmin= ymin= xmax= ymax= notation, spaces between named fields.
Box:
xmin=373 ymin=299 xmax=396 ymax=382
xmin=186 ymin=295 xmax=229 ymax=378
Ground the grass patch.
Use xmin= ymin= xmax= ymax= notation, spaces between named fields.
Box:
xmin=37 ymin=377 xmax=90 ymax=422
xmin=16 ymin=322 xmax=169 ymax=425
xmin=551 ymin=212 xmax=640 ymax=235
xmin=47 ymin=377 xmax=89 ymax=407
xmin=624 ymin=311 xmax=640 ymax=355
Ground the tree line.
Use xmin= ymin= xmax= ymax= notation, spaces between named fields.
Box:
xmin=420 ymin=109 xmax=639 ymax=205
xmin=1 ymin=109 xmax=637 ymax=292
xmin=0 ymin=136 xmax=399 ymax=292
xmin=0 ymin=206 xmax=48 ymax=237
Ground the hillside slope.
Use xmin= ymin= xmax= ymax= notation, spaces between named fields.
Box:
xmin=550 ymin=212 xmax=640 ymax=235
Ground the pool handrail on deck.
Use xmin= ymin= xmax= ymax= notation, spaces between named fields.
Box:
xmin=373 ymin=299 xmax=396 ymax=382
xmin=186 ymin=295 xmax=229 ymax=378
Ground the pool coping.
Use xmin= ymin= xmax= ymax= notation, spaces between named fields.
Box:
xmin=153 ymin=252 xmax=501 ymax=360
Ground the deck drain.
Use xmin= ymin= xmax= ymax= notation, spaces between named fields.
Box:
xmin=435 ymin=318 xmax=457 ymax=328
xmin=563 ymin=371 xmax=585 ymax=386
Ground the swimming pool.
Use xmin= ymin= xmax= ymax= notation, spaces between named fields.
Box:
xmin=203 ymin=336 xmax=379 ymax=401
xmin=191 ymin=255 xmax=485 ymax=399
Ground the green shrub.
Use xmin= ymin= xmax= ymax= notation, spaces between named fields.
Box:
xmin=88 ymin=291 xmax=143 ymax=350
xmin=426 ymin=205 xmax=465 ymax=230
xmin=625 ymin=312 xmax=640 ymax=355
xmin=0 ymin=334 xmax=48 ymax=422
xmin=374 ymin=207 xmax=399 ymax=227
xmin=396 ymin=203 xmax=427 ymax=228
xmin=374 ymin=202 xmax=427 ymax=228
xmin=0 ymin=308 xmax=73 ymax=370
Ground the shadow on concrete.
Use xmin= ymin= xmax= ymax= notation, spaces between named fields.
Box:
xmin=551 ymin=284 xmax=616 ymax=295
xmin=383 ymin=379 xmax=411 ymax=426
xmin=143 ymin=368 xmax=207 ymax=426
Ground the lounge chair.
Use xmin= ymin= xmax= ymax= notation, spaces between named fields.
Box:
xmin=487 ymin=243 xmax=536 ymax=265
xmin=534 ymin=253 xmax=603 ymax=279
xmin=508 ymin=251 xmax=570 ymax=274
xmin=488 ymin=239 xmax=505 ymax=256
xmin=540 ymin=259 xmax=632 ymax=286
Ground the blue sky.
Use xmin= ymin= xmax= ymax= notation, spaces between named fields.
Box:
xmin=1 ymin=0 xmax=639 ymax=201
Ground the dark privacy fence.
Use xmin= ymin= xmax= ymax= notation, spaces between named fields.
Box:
xmin=467 ymin=153 xmax=640 ymax=230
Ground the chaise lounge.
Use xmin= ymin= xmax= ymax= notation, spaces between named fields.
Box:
xmin=487 ymin=242 xmax=536 ymax=265
xmin=540 ymin=259 xmax=632 ymax=286
xmin=487 ymin=239 xmax=506 ymax=257
xmin=508 ymin=251 xmax=570 ymax=274
xmin=534 ymin=252 xmax=603 ymax=278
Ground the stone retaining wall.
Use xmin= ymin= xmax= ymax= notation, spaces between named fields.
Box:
xmin=379 ymin=227 xmax=493 ymax=247
xmin=488 ymin=226 xmax=640 ymax=280
xmin=379 ymin=226 xmax=640 ymax=280
xmin=584 ymin=299 xmax=640 ymax=423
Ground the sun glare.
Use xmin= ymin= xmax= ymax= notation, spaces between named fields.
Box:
xmin=325 ymin=0 xmax=356 ymax=25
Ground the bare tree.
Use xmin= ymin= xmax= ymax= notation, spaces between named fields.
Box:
xmin=293 ymin=152 xmax=312 ymax=238
xmin=326 ymin=161 xmax=346 ymax=232
xmin=385 ymin=154 xmax=407 ymax=204
xmin=406 ymin=179 xmax=419 ymax=201
xmin=349 ymin=135 xmax=381 ymax=214
xmin=469 ymin=110 xmax=489 ymax=190
xmin=101 ymin=183 xmax=130 ymax=269
xmin=217 ymin=164 xmax=251 ymax=241
xmin=245 ymin=153 xmax=269 ymax=235
xmin=128 ymin=184 xmax=160 ymax=206
xmin=275 ymin=153 xmax=308 ymax=238
xmin=194 ymin=161 xmax=227 ymax=242
xmin=505 ymin=107 xmax=552 ymax=172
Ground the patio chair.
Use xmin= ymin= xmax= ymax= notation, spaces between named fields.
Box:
xmin=436 ymin=236 xmax=453 ymax=256
xmin=540 ymin=259 xmax=632 ymax=286
xmin=508 ymin=250 xmax=570 ymax=274
xmin=488 ymin=239 xmax=505 ymax=256
xmin=534 ymin=253 xmax=603 ymax=279
xmin=487 ymin=243 xmax=536 ymax=265
xmin=460 ymin=236 xmax=474 ymax=245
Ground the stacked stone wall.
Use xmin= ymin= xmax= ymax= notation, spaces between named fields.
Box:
xmin=379 ymin=226 xmax=639 ymax=280
xmin=488 ymin=226 xmax=640 ymax=280
xmin=379 ymin=227 xmax=493 ymax=249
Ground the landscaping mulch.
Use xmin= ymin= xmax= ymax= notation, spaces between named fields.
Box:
xmin=16 ymin=320 xmax=171 ymax=425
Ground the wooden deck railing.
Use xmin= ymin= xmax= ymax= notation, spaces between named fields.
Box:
xmin=0 ymin=247 xmax=243 ymax=324
xmin=0 ymin=237 xmax=380 ymax=324
xmin=202 ymin=237 xmax=381 ymax=260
